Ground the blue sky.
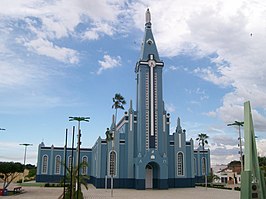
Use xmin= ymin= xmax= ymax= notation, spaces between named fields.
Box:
xmin=0 ymin=0 xmax=266 ymax=166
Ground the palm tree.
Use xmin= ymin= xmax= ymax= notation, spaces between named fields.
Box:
xmin=196 ymin=133 xmax=209 ymax=149
xmin=112 ymin=93 xmax=126 ymax=125
xmin=196 ymin=133 xmax=209 ymax=190
xmin=60 ymin=162 xmax=89 ymax=199
xmin=110 ymin=93 xmax=126 ymax=197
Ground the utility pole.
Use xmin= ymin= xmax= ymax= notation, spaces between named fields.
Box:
xmin=227 ymin=121 xmax=244 ymax=172
xmin=19 ymin=143 xmax=33 ymax=183
xmin=69 ymin=116 xmax=90 ymax=199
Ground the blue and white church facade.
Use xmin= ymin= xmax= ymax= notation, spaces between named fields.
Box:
xmin=36 ymin=9 xmax=210 ymax=190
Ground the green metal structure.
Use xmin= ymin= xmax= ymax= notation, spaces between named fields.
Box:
xmin=240 ymin=101 xmax=266 ymax=199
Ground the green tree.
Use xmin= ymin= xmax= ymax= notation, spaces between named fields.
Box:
xmin=196 ymin=133 xmax=209 ymax=189
xmin=112 ymin=93 xmax=126 ymax=125
xmin=0 ymin=162 xmax=24 ymax=189
xmin=258 ymin=156 xmax=266 ymax=167
xmin=25 ymin=164 xmax=36 ymax=180
xmin=110 ymin=93 xmax=126 ymax=196
xmin=61 ymin=162 xmax=89 ymax=199
xmin=196 ymin=133 xmax=209 ymax=148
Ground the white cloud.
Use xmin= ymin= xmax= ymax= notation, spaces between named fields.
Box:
xmin=169 ymin=65 xmax=178 ymax=71
xmin=257 ymin=139 xmax=266 ymax=157
xmin=0 ymin=141 xmax=37 ymax=164
xmin=97 ymin=54 xmax=121 ymax=74
xmin=203 ymin=111 xmax=217 ymax=118
xmin=82 ymin=22 xmax=115 ymax=40
xmin=22 ymin=37 xmax=79 ymax=64
xmin=165 ymin=103 xmax=176 ymax=113
xmin=129 ymin=0 xmax=266 ymax=131
xmin=193 ymin=67 xmax=232 ymax=87
xmin=0 ymin=0 xmax=127 ymax=63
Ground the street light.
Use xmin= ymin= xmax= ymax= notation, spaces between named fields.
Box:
xmin=19 ymin=143 xmax=33 ymax=183
xmin=0 ymin=128 xmax=6 ymax=131
xmin=69 ymin=116 xmax=90 ymax=199
xmin=227 ymin=121 xmax=244 ymax=172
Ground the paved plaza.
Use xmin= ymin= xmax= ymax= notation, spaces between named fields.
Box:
xmin=2 ymin=184 xmax=240 ymax=199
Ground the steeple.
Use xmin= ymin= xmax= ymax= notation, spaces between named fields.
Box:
xmin=135 ymin=8 xmax=164 ymax=150
xmin=139 ymin=9 xmax=160 ymax=61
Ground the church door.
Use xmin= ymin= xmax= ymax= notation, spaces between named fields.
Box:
xmin=145 ymin=164 xmax=153 ymax=189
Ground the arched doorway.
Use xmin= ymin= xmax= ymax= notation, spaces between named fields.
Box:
xmin=145 ymin=164 xmax=153 ymax=189
xmin=145 ymin=162 xmax=160 ymax=189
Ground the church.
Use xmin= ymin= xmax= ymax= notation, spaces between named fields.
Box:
xmin=36 ymin=9 xmax=210 ymax=189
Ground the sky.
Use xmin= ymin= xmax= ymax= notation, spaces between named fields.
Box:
xmin=0 ymin=0 xmax=265 ymax=166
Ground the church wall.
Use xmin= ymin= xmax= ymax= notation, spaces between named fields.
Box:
xmin=194 ymin=148 xmax=210 ymax=183
xmin=185 ymin=144 xmax=193 ymax=178
xmin=173 ymin=131 xmax=186 ymax=178
xmin=167 ymin=134 xmax=174 ymax=178
xmin=126 ymin=110 xmax=135 ymax=178
xmin=156 ymin=67 xmax=164 ymax=155
xmin=36 ymin=145 xmax=92 ymax=183
xmin=136 ymin=66 xmax=150 ymax=155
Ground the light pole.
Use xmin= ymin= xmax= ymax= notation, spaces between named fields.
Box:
xmin=105 ymin=128 xmax=111 ymax=191
xmin=69 ymin=116 xmax=90 ymax=199
xmin=19 ymin=143 xmax=33 ymax=183
xmin=0 ymin=128 xmax=6 ymax=131
xmin=227 ymin=121 xmax=244 ymax=172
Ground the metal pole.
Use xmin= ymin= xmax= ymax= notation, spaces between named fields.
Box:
xmin=238 ymin=125 xmax=244 ymax=172
xmin=111 ymin=110 xmax=117 ymax=197
xmin=69 ymin=116 xmax=90 ymax=199
xmin=63 ymin=129 xmax=68 ymax=199
xmin=77 ymin=128 xmax=81 ymax=199
xmin=70 ymin=126 xmax=75 ymax=199
xmin=227 ymin=121 xmax=244 ymax=172
xmin=19 ymin=143 xmax=32 ymax=183
xmin=205 ymin=151 xmax=207 ymax=190
xmin=22 ymin=145 xmax=27 ymax=183
xmin=111 ymin=140 xmax=114 ymax=197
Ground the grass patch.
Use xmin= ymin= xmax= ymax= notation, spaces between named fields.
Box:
xmin=18 ymin=182 xmax=46 ymax=187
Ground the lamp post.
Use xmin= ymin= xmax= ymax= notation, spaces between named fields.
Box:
xmin=0 ymin=128 xmax=6 ymax=131
xmin=69 ymin=116 xmax=90 ymax=199
xmin=19 ymin=143 xmax=33 ymax=183
xmin=105 ymin=128 xmax=111 ymax=191
xmin=227 ymin=121 xmax=244 ymax=172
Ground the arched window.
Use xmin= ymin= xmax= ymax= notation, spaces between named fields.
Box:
xmin=202 ymin=157 xmax=206 ymax=175
xmin=68 ymin=155 xmax=73 ymax=170
xmin=177 ymin=152 xmax=184 ymax=176
xmin=42 ymin=155 xmax=48 ymax=174
xmin=109 ymin=151 xmax=117 ymax=176
xmin=55 ymin=155 xmax=61 ymax=174
xmin=82 ymin=156 xmax=88 ymax=175
xmin=194 ymin=157 xmax=197 ymax=175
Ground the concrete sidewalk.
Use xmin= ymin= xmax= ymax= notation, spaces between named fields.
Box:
xmin=1 ymin=183 xmax=240 ymax=199
xmin=82 ymin=184 xmax=240 ymax=199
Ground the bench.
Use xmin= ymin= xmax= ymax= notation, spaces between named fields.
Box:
xmin=13 ymin=186 xmax=22 ymax=193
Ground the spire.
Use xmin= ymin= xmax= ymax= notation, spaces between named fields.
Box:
xmin=129 ymin=99 xmax=133 ymax=113
xmin=139 ymin=9 xmax=160 ymax=61
xmin=111 ymin=114 xmax=115 ymax=130
xmin=176 ymin=117 xmax=182 ymax=133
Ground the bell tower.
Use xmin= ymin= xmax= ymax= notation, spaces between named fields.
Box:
xmin=135 ymin=9 xmax=165 ymax=153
